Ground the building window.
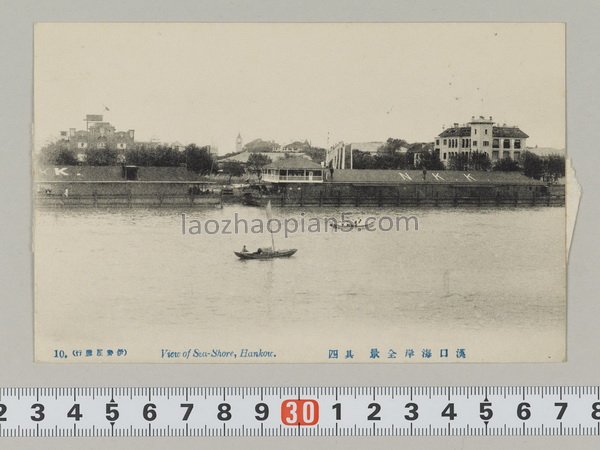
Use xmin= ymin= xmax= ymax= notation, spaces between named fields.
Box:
xmin=485 ymin=129 xmax=488 ymax=135
xmin=443 ymin=152 xmax=447 ymax=160
xmin=503 ymin=139 xmax=510 ymax=149
xmin=492 ymin=150 xmax=499 ymax=160
xmin=513 ymin=151 xmax=521 ymax=160
xmin=473 ymin=141 xmax=478 ymax=147
xmin=474 ymin=129 xmax=477 ymax=134
xmin=483 ymin=141 xmax=489 ymax=147
xmin=514 ymin=139 xmax=521 ymax=149
xmin=503 ymin=150 xmax=510 ymax=158
xmin=493 ymin=139 xmax=499 ymax=148
xmin=436 ymin=139 xmax=440 ymax=145
xmin=443 ymin=139 xmax=447 ymax=145
xmin=97 ymin=142 xmax=106 ymax=149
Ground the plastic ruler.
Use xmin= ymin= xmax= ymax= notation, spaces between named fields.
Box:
xmin=0 ymin=386 xmax=599 ymax=437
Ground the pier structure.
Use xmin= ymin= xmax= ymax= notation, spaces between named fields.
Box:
xmin=34 ymin=164 xmax=564 ymax=209
xmin=251 ymin=169 xmax=564 ymax=208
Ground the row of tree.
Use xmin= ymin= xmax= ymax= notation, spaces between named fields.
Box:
xmin=352 ymin=147 xmax=564 ymax=181
xmin=219 ymin=153 xmax=274 ymax=177
xmin=350 ymin=138 xmax=444 ymax=170
xmin=352 ymin=150 xmax=445 ymax=170
xmin=39 ymin=137 xmax=566 ymax=181
xmin=38 ymin=142 xmax=217 ymax=174
xmin=446 ymin=151 xmax=565 ymax=180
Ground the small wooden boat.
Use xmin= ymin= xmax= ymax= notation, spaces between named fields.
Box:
xmin=329 ymin=221 xmax=369 ymax=231
xmin=242 ymin=192 xmax=262 ymax=207
xmin=235 ymin=249 xmax=297 ymax=260
xmin=235 ymin=200 xmax=297 ymax=260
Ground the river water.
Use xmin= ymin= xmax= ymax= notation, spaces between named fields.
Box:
xmin=34 ymin=205 xmax=566 ymax=363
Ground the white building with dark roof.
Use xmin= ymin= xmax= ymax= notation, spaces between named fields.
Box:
xmin=326 ymin=141 xmax=387 ymax=169
xmin=435 ymin=116 xmax=529 ymax=166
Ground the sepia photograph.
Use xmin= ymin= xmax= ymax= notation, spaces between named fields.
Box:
xmin=33 ymin=23 xmax=566 ymax=363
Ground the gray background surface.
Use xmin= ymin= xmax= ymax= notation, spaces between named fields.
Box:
xmin=0 ymin=0 xmax=599 ymax=448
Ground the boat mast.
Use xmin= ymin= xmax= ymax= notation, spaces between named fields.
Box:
xmin=270 ymin=227 xmax=276 ymax=251
xmin=266 ymin=200 xmax=275 ymax=251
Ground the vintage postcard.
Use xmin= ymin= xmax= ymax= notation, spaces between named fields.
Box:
xmin=33 ymin=23 xmax=566 ymax=363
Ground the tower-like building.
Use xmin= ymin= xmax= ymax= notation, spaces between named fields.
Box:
xmin=434 ymin=116 xmax=528 ymax=167
xmin=59 ymin=114 xmax=135 ymax=163
xmin=236 ymin=133 xmax=243 ymax=153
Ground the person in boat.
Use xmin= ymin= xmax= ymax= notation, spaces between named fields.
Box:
xmin=257 ymin=248 xmax=262 ymax=254
xmin=242 ymin=245 xmax=248 ymax=253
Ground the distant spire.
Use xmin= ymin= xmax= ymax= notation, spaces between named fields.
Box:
xmin=236 ymin=132 xmax=243 ymax=152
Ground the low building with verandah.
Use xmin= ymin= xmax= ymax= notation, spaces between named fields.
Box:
xmin=261 ymin=157 xmax=325 ymax=183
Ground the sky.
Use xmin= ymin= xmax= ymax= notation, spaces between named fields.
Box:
xmin=34 ymin=23 xmax=565 ymax=154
